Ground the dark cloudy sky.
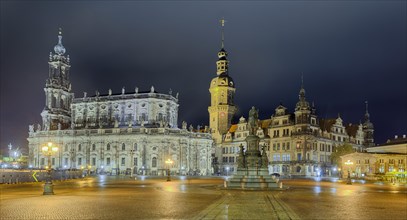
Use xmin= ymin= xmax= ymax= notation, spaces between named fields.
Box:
xmin=1 ymin=1 xmax=406 ymax=153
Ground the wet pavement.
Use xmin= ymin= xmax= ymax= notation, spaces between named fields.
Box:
xmin=0 ymin=176 xmax=406 ymax=219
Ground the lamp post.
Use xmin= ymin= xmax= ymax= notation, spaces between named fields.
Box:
xmin=344 ymin=160 xmax=353 ymax=185
xmin=165 ymin=159 xmax=173 ymax=181
xmin=88 ymin=165 xmax=91 ymax=176
xmin=130 ymin=149 xmax=135 ymax=178
xmin=41 ymin=142 xmax=58 ymax=195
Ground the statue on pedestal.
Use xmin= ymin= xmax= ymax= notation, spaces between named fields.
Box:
xmin=248 ymin=106 xmax=259 ymax=135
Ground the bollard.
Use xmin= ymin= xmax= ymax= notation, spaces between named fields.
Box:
xmin=279 ymin=182 xmax=283 ymax=189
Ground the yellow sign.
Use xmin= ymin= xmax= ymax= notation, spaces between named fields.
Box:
xmin=32 ymin=171 xmax=38 ymax=182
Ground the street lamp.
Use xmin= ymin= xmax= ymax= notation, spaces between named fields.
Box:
xmin=130 ymin=149 xmax=135 ymax=178
xmin=344 ymin=160 xmax=353 ymax=185
xmin=165 ymin=159 xmax=173 ymax=181
xmin=41 ymin=142 xmax=58 ymax=195
xmin=88 ymin=165 xmax=91 ymax=176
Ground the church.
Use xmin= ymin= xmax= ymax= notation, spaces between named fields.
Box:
xmin=208 ymin=22 xmax=374 ymax=177
xmin=27 ymin=29 xmax=213 ymax=176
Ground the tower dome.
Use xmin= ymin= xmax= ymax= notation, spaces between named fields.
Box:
xmin=218 ymin=48 xmax=228 ymax=58
xmin=54 ymin=28 xmax=66 ymax=55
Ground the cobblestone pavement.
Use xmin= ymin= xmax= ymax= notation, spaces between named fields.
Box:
xmin=1 ymin=176 xmax=406 ymax=219
xmin=194 ymin=191 xmax=299 ymax=219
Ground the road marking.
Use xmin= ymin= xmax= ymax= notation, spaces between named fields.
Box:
xmin=32 ymin=171 xmax=38 ymax=182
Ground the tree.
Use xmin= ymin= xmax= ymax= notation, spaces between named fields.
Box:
xmin=330 ymin=143 xmax=355 ymax=165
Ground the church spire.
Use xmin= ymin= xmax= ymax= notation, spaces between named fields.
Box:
xmin=216 ymin=18 xmax=229 ymax=76
xmin=220 ymin=18 xmax=226 ymax=48
xmin=362 ymin=100 xmax=375 ymax=148
xmin=299 ymin=73 xmax=306 ymax=101
xmin=295 ymin=74 xmax=310 ymax=111
xmin=41 ymin=28 xmax=73 ymax=131
xmin=54 ymin=27 xmax=66 ymax=55
xmin=364 ymin=101 xmax=370 ymax=120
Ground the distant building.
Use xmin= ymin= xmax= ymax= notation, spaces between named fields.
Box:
xmin=341 ymin=135 xmax=407 ymax=183
xmin=367 ymin=135 xmax=407 ymax=154
xmin=340 ymin=135 xmax=407 ymax=183
xmin=28 ymin=30 xmax=213 ymax=176
xmin=341 ymin=152 xmax=406 ymax=182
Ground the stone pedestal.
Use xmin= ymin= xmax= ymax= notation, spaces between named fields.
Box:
xmin=226 ymin=135 xmax=281 ymax=190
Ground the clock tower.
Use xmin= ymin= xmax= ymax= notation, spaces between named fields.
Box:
xmin=208 ymin=19 xmax=237 ymax=144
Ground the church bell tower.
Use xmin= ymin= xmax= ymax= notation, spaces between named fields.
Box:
xmin=208 ymin=19 xmax=237 ymax=143
xmin=40 ymin=28 xmax=73 ymax=131
xmin=362 ymin=101 xmax=375 ymax=148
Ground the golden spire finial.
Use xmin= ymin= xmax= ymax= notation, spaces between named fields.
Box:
xmin=219 ymin=17 xmax=227 ymax=48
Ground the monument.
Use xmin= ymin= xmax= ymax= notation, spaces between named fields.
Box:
xmin=226 ymin=106 xmax=282 ymax=190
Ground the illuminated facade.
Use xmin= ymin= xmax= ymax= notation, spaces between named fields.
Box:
xmin=341 ymin=152 xmax=406 ymax=182
xmin=208 ymin=25 xmax=373 ymax=176
xmin=28 ymin=30 xmax=213 ymax=176
xmin=208 ymin=47 xmax=237 ymax=144
xmin=341 ymin=135 xmax=407 ymax=182
xmin=213 ymin=83 xmax=369 ymax=176
xmin=266 ymin=86 xmax=367 ymax=176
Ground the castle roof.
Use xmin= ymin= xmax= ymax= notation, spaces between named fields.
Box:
xmin=319 ymin=118 xmax=336 ymax=131
xmin=345 ymin=124 xmax=359 ymax=137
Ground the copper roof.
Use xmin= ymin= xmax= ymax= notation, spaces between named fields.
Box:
xmin=228 ymin=124 xmax=238 ymax=133
xmin=319 ymin=118 xmax=336 ymax=131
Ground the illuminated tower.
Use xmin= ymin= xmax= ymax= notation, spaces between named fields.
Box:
xmin=40 ymin=28 xmax=73 ymax=131
xmin=362 ymin=101 xmax=375 ymax=148
xmin=208 ymin=19 xmax=237 ymax=143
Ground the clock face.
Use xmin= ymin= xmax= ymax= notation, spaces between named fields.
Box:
xmin=220 ymin=112 xmax=225 ymax=117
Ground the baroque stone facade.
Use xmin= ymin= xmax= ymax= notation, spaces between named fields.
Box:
xmin=213 ymin=84 xmax=369 ymax=177
xmin=28 ymin=30 xmax=213 ymax=176
xmin=208 ymin=26 xmax=373 ymax=177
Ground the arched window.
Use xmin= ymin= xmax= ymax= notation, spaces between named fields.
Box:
xmin=60 ymin=98 xmax=64 ymax=109
xmin=152 ymin=157 xmax=157 ymax=168
xmin=92 ymin=144 xmax=96 ymax=151
xmin=64 ymin=145 xmax=68 ymax=152
xmin=78 ymin=144 xmax=82 ymax=152
xmin=122 ymin=143 xmax=125 ymax=151
xmin=51 ymin=95 xmax=57 ymax=108
xmin=133 ymin=143 xmax=137 ymax=151
xmin=107 ymin=143 xmax=110 ymax=151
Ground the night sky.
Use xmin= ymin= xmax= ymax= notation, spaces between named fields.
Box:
xmin=1 ymin=1 xmax=406 ymax=153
